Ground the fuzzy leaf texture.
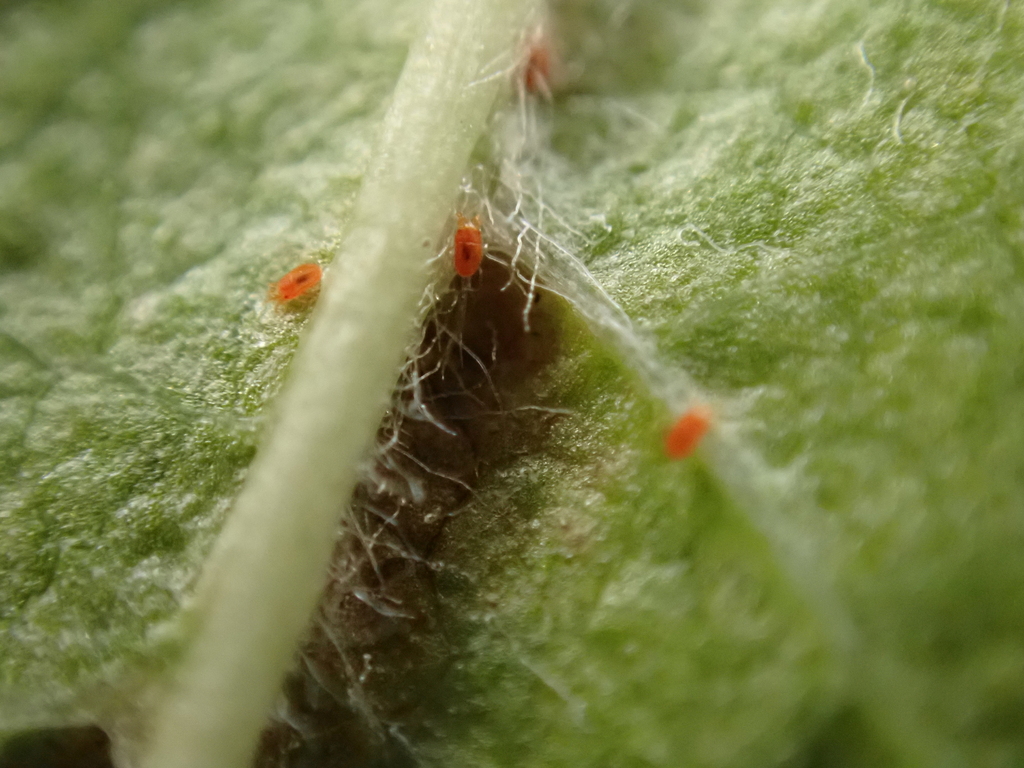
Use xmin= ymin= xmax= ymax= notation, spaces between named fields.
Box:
xmin=2 ymin=0 xmax=1024 ymax=767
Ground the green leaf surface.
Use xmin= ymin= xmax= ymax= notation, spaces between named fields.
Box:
xmin=3 ymin=0 xmax=1024 ymax=766
xmin=431 ymin=1 xmax=1024 ymax=765
xmin=0 ymin=0 xmax=413 ymax=725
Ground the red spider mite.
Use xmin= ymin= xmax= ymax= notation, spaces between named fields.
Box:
xmin=453 ymin=214 xmax=483 ymax=278
xmin=664 ymin=404 xmax=713 ymax=460
xmin=269 ymin=262 xmax=322 ymax=303
xmin=524 ymin=41 xmax=552 ymax=95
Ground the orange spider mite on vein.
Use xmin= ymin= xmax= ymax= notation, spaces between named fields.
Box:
xmin=664 ymin=404 xmax=713 ymax=460
xmin=269 ymin=262 xmax=322 ymax=303
xmin=523 ymin=40 xmax=552 ymax=96
xmin=453 ymin=214 xmax=483 ymax=278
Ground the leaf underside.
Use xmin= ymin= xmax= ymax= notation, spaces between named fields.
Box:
xmin=3 ymin=0 xmax=1024 ymax=767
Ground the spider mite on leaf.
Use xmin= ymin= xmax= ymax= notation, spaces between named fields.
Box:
xmin=521 ymin=27 xmax=555 ymax=98
xmin=268 ymin=262 xmax=322 ymax=303
xmin=664 ymin=404 xmax=713 ymax=460
xmin=453 ymin=214 xmax=483 ymax=278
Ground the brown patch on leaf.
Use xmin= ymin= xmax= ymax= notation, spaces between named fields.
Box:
xmin=253 ymin=254 xmax=564 ymax=768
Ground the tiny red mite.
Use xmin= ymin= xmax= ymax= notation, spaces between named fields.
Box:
xmin=664 ymin=404 xmax=712 ymax=460
xmin=453 ymin=214 xmax=483 ymax=278
xmin=269 ymin=262 xmax=322 ymax=303
xmin=524 ymin=41 xmax=551 ymax=95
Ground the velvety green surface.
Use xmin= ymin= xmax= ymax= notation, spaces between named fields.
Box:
xmin=426 ymin=0 xmax=1024 ymax=765
xmin=0 ymin=0 xmax=413 ymax=722
xmin=3 ymin=0 xmax=1024 ymax=765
